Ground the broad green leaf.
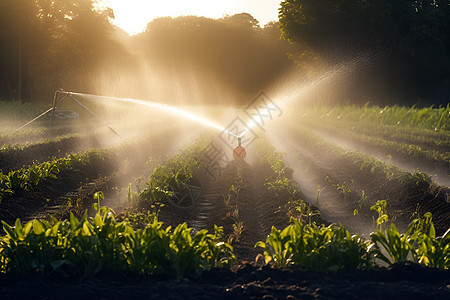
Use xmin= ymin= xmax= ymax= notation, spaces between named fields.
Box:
xmin=2 ymin=221 xmax=15 ymax=238
xmin=33 ymin=220 xmax=45 ymax=235
xmin=23 ymin=221 xmax=33 ymax=235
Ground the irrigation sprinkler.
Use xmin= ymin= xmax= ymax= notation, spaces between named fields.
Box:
xmin=233 ymin=137 xmax=246 ymax=160
xmin=14 ymin=90 xmax=67 ymax=133
xmin=63 ymin=93 xmax=122 ymax=139
xmin=14 ymin=89 xmax=122 ymax=139
xmin=15 ymin=89 xmax=237 ymax=141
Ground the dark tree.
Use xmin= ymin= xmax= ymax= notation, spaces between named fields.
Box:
xmin=279 ymin=0 xmax=450 ymax=105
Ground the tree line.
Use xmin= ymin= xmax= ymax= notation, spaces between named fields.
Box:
xmin=0 ymin=0 xmax=293 ymax=106
xmin=1 ymin=0 xmax=448 ymax=106
xmin=279 ymin=0 xmax=450 ymax=105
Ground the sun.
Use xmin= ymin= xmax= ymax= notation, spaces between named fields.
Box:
xmin=100 ymin=0 xmax=227 ymax=35
xmin=100 ymin=0 xmax=280 ymax=35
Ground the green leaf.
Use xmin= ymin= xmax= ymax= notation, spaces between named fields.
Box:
xmin=94 ymin=213 xmax=103 ymax=227
xmin=2 ymin=221 xmax=15 ymax=238
xmin=33 ymin=220 xmax=45 ymax=235
xmin=23 ymin=221 xmax=33 ymax=235
xmin=69 ymin=212 xmax=79 ymax=231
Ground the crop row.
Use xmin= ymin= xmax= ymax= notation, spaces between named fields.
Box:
xmin=258 ymin=210 xmax=449 ymax=271
xmin=256 ymin=141 xmax=320 ymax=225
xmin=0 ymin=127 xmax=179 ymax=204
xmin=296 ymin=115 xmax=450 ymax=154
xmin=295 ymin=103 xmax=450 ymax=131
xmin=297 ymin=119 xmax=450 ymax=176
xmin=1 ymin=202 xmax=448 ymax=280
xmin=117 ymin=135 xmax=213 ymax=224
xmin=317 ymin=119 xmax=448 ymax=152
xmin=286 ymin=123 xmax=435 ymax=191
xmin=279 ymin=122 xmax=449 ymax=232
xmin=139 ymin=141 xmax=204 ymax=206
xmin=0 ymin=125 xmax=91 ymax=149
xmin=0 ymin=131 xmax=114 ymax=173
xmin=0 ymin=203 xmax=234 ymax=279
xmin=0 ymin=149 xmax=111 ymax=202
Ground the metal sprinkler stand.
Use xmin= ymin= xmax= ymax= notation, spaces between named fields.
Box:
xmin=15 ymin=89 xmax=122 ymax=139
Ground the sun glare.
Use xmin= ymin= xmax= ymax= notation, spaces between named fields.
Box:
xmin=101 ymin=0 xmax=279 ymax=35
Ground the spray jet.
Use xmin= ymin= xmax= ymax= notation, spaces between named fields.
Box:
xmin=233 ymin=137 xmax=246 ymax=160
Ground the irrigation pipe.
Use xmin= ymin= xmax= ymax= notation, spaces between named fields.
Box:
xmin=65 ymin=94 xmax=122 ymax=139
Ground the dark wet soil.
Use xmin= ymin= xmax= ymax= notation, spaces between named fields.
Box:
xmin=0 ymin=131 xmax=178 ymax=225
xmin=269 ymin=122 xmax=450 ymax=237
xmin=297 ymin=119 xmax=450 ymax=187
xmin=0 ymin=131 xmax=116 ymax=173
xmin=0 ymin=262 xmax=448 ymax=300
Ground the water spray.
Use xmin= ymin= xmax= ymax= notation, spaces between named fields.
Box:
xmin=58 ymin=91 xmax=238 ymax=138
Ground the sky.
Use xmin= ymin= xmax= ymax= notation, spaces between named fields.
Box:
xmin=102 ymin=0 xmax=282 ymax=35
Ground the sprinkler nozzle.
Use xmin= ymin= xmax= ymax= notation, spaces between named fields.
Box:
xmin=233 ymin=137 xmax=246 ymax=160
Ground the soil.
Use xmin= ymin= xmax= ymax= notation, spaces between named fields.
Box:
xmin=0 ymin=262 xmax=449 ymax=299
xmin=268 ymin=122 xmax=450 ymax=237
xmin=0 ymin=131 xmax=117 ymax=173
xmin=0 ymin=128 xmax=183 ymax=224
xmin=298 ymin=120 xmax=450 ymax=187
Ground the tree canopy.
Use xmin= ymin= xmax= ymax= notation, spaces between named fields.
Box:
xmin=279 ymin=0 xmax=450 ymax=104
xmin=0 ymin=0 xmax=133 ymax=101
xmin=1 ymin=0 xmax=448 ymax=106
xmin=0 ymin=1 xmax=293 ymax=106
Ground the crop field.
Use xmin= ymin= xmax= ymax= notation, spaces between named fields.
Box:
xmin=0 ymin=99 xmax=449 ymax=299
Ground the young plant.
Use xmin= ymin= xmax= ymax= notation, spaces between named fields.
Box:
xmin=370 ymin=200 xmax=389 ymax=231
xmin=228 ymin=221 xmax=244 ymax=244
xmin=284 ymin=199 xmax=320 ymax=225
xmin=416 ymin=228 xmax=450 ymax=269
xmin=369 ymin=223 xmax=418 ymax=265
xmin=140 ymin=153 xmax=200 ymax=206
xmin=0 ymin=201 xmax=235 ymax=279
xmin=368 ymin=212 xmax=450 ymax=268
xmin=256 ymin=218 xmax=374 ymax=272
xmin=412 ymin=213 xmax=450 ymax=269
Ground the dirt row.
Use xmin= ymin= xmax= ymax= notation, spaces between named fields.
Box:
xmin=157 ymin=158 xmax=296 ymax=261
xmin=297 ymin=119 xmax=450 ymax=187
xmin=0 ymin=126 xmax=195 ymax=225
xmin=0 ymin=131 xmax=119 ymax=173
xmin=1 ymin=261 xmax=449 ymax=299
xmin=267 ymin=121 xmax=450 ymax=236
xmin=1 ymin=128 xmax=449 ymax=299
